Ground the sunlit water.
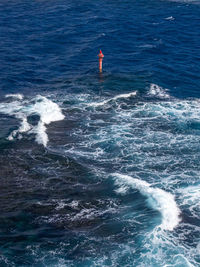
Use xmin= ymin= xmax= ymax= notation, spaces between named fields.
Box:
xmin=0 ymin=0 xmax=200 ymax=266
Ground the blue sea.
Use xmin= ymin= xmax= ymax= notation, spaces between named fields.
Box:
xmin=0 ymin=0 xmax=200 ymax=266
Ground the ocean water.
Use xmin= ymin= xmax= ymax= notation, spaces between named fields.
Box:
xmin=0 ymin=0 xmax=200 ymax=266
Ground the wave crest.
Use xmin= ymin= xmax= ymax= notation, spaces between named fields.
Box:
xmin=148 ymin=83 xmax=170 ymax=99
xmin=113 ymin=173 xmax=180 ymax=231
xmin=0 ymin=95 xmax=64 ymax=147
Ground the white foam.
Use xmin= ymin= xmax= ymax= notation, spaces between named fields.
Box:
xmin=163 ymin=254 xmax=195 ymax=267
xmin=33 ymin=120 xmax=48 ymax=147
xmin=148 ymin=84 xmax=170 ymax=99
xmin=165 ymin=16 xmax=175 ymax=21
xmin=88 ymin=91 xmax=137 ymax=107
xmin=5 ymin=94 xmax=24 ymax=100
xmin=28 ymin=95 xmax=65 ymax=146
xmin=112 ymin=91 xmax=137 ymax=100
xmin=28 ymin=95 xmax=65 ymax=125
xmin=0 ymin=95 xmax=65 ymax=147
xmin=8 ymin=115 xmax=31 ymax=140
xmin=113 ymin=173 xmax=180 ymax=230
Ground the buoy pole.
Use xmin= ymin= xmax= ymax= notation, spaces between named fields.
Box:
xmin=98 ymin=50 xmax=104 ymax=72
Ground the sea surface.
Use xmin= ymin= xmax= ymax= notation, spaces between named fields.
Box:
xmin=0 ymin=0 xmax=200 ymax=266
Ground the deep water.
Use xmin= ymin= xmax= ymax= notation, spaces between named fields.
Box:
xmin=0 ymin=0 xmax=200 ymax=266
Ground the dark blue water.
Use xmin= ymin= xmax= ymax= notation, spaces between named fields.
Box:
xmin=0 ymin=0 xmax=200 ymax=266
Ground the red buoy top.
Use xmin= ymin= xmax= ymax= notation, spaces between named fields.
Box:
xmin=98 ymin=50 xmax=104 ymax=58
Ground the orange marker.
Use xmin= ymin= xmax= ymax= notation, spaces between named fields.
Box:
xmin=98 ymin=50 xmax=104 ymax=72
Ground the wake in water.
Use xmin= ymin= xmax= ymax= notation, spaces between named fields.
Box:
xmin=0 ymin=95 xmax=64 ymax=146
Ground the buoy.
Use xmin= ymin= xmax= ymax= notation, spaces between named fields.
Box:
xmin=98 ymin=50 xmax=104 ymax=72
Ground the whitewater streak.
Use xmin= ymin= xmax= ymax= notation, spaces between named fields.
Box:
xmin=87 ymin=84 xmax=168 ymax=108
xmin=0 ymin=95 xmax=65 ymax=147
xmin=113 ymin=173 xmax=180 ymax=231
xmin=88 ymin=91 xmax=137 ymax=107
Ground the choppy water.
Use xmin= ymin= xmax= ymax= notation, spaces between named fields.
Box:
xmin=0 ymin=0 xmax=200 ymax=266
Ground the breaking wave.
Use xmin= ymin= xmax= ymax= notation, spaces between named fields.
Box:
xmin=113 ymin=173 xmax=180 ymax=231
xmin=0 ymin=95 xmax=64 ymax=146
xmin=148 ymin=83 xmax=170 ymax=99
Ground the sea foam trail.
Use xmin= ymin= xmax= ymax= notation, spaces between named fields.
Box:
xmin=0 ymin=95 xmax=64 ymax=147
xmin=148 ymin=83 xmax=170 ymax=99
xmin=88 ymin=91 xmax=137 ymax=107
xmin=113 ymin=173 xmax=180 ymax=231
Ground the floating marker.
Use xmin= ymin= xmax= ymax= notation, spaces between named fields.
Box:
xmin=98 ymin=50 xmax=104 ymax=72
